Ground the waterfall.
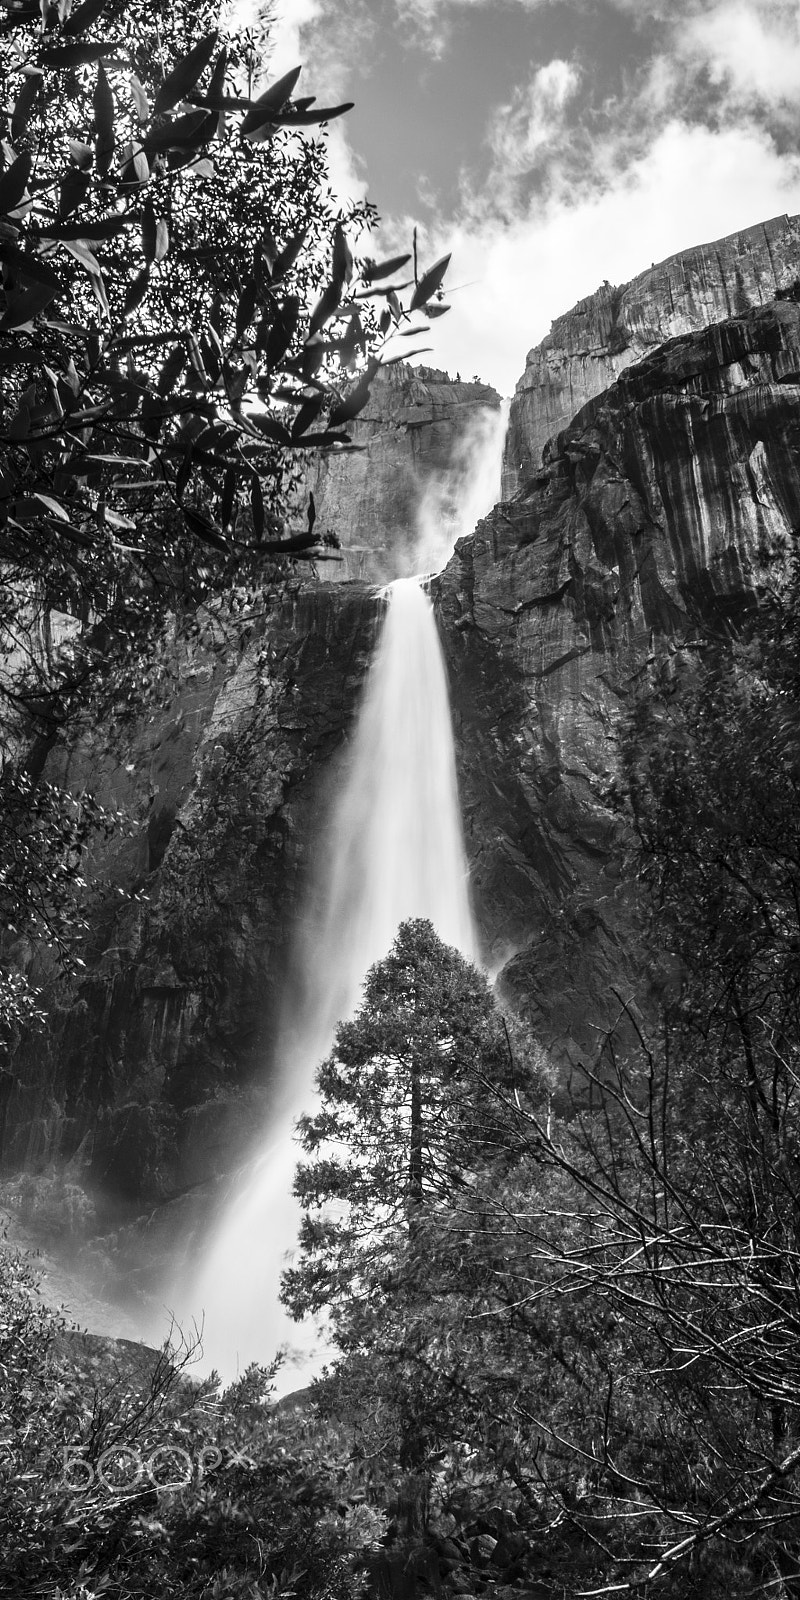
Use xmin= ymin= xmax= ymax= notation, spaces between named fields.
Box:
xmin=181 ymin=579 xmax=476 ymax=1388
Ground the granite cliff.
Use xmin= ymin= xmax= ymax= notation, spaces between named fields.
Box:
xmin=2 ymin=219 xmax=800 ymax=1306
xmin=503 ymin=212 xmax=800 ymax=495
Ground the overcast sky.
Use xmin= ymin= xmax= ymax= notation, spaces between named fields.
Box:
xmin=248 ymin=0 xmax=800 ymax=395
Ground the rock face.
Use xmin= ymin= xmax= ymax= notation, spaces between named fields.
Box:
xmin=3 ymin=222 xmax=800 ymax=1283
xmin=438 ymin=296 xmax=800 ymax=1058
xmin=294 ymin=363 xmax=501 ymax=580
xmin=503 ymin=213 xmax=800 ymax=496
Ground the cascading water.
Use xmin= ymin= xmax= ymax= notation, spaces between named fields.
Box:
xmin=183 ymin=580 xmax=475 ymax=1386
xmin=177 ymin=400 xmax=507 ymax=1387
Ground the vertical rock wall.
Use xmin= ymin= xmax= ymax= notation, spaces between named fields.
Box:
xmin=503 ymin=213 xmax=800 ymax=496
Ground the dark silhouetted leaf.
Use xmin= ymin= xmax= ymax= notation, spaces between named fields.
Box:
xmin=363 ymin=253 xmax=412 ymax=283
xmin=64 ymin=0 xmax=118 ymax=35
xmin=0 ymin=153 xmax=32 ymax=215
xmin=182 ymin=504 xmax=227 ymax=550
xmin=240 ymin=65 xmax=301 ymax=138
xmin=94 ymin=63 xmax=115 ymax=177
xmin=427 ymin=302 xmax=450 ymax=319
xmin=292 ymin=394 xmax=324 ymax=438
xmin=308 ymin=280 xmax=341 ymax=338
xmin=219 ymin=466 xmax=237 ymax=528
xmin=272 ymin=102 xmax=353 ymax=126
xmin=11 ymin=72 xmax=42 ymax=143
xmin=264 ymin=295 xmax=300 ymax=367
xmin=144 ymin=108 xmax=214 ymax=153
xmin=1 ymin=277 xmax=59 ymax=327
xmin=153 ymin=30 xmax=219 ymax=117
xmin=42 ymin=39 xmax=123 ymax=67
xmin=410 ymin=252 xmax=450 ymax=311
xmin=328 ymin=364 xmax=377 ymax=426
xmin=247 ymin=413 xmax=291 ymax=446
xmin=273 ymin=229 xmax=307 ymax=283
xmin=250 ymin=473 xmax=264 ymax=538
xmin=141 ymin=198 xmax=156 ymax=262
xmin=41 ymin=214 xmax=128 ymax=241
xmin=332 ymin=222 xmax=353 ymax=288
xmin=58 ymin=167 xmax=91 ymax=218
xmin=156 ymin=344 xmax=185 ymax=396
xmin=235 ymin=278 xmax=257 ymax=340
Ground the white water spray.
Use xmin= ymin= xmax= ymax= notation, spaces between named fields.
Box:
xmin=182 ymin=579 xmax=476 ymax=1386
xmin=411 ymin=400 xmax=510 ymax=575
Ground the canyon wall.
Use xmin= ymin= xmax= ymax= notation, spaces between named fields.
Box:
xmin=3 ymin=220 xmax=800 ymax=1296
xmin=503 ymin=212 xmax=800 ymax=496
xmin=293 ymin=363 xmax=500 ymax=579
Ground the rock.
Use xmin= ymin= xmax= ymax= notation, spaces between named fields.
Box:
xmin=294 ymin=362 xmax=502 ymax=581
xmin=437 ymin=297 xmax=800 ymax=1066
xmin=503 ymin=212 xmax=800 ymax=494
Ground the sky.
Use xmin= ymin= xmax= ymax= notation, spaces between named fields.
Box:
xmin=245 ymin=0 xmax=800 ymax=395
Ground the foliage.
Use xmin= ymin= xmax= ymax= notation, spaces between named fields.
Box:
xmin=0 ymin=0 xmax=449 ymax=736
xmin=0 ymin=0 xmax=452 ymax=1034
xmin=0 ymin=763 xmax=128 ymax=1033
xmin=280 ymin=918 xmax=517 ymax=1345
xmin=0 ymin=1240 xmax=377 ymax=1598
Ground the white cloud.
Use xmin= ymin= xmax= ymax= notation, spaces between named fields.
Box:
xmin=486 ymin=59 xmax=581 ymax=175
xmin=679 ymin=0 xmax=800 ymax=119
xmin=417 ymin=118 xmax=800 ymax=394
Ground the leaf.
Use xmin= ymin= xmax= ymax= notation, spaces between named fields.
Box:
xmin=328 ymin=366 xmax=376 ymax=426
xmin=380 ymin=347 xmax=432 ymax=365
xmin=332 ymin=223 xmax=353 ymax=289
xmin=62 ymin=237 xmax=102 ymax=273
xmin=123 ymin=266 xmax=149 ymax=318
xmin=1 ymin=278 xmax=59 ymax=327
xmin=410 ymin=253 xmax=450 ymax=312
xmin=144 ymin=109 xmax=214 ymax=153
xmin=129 ymin=73 xmax=149 ymax=123
xmin=11 ymin=72 xmax=42 ymax=143
xmin=272 ymin=229 xmax=307 ymax=283
xmin=182 ymin=504 xmax=227 ymax=550
xmin=58 ymin=167 xmax=91 ymax=218
xmin=153 ymin=30 xmax=219 ymax=117
xmin=94 ymin=63 xmax=115 ymax=178
xmin=220 ymin=465 xmax=236 ymax=528
xmin=427 ymin=302 xmax=450 ymax=319
xmin=264 ymin=295 xmax=300 ymax=367
xmin=0 ymin=153 xmax=32 ymax=216
xmin=272 ymin=101 xmax=353 ymax=127
xmin=291 ymin=394 xmax=326 ymax=439
xmin=118 ymin=141 xmax=150 ymax=189
xmin=235 ymin=279 xmax=257 ymax=341
xmin=141 ymin=198 xmax=156 ymax=263
xmin=308 ymin=280 xmax=341 ymax=338
xmin=63 ymin=0 xmax=118 ymax=35
xmin=41 ymin=214 xmax=128 ymax=241
xmin=42 ymin=39 xmax=123 ymax=67
xmin=363 ymin=253 xmax=412 ymax=284
xmin=246 ymin=413 xmax=291 ymax=447
xmin=33 ymin=491 xmax=69 ymax=519
xmin=250 ymin=473 xmax=264 ymax=538
xmin=68 ymin=139 xmax=94 ymax=171
xmin=156 ymin=343 xmax=185 ymax=396
xmin=240 ymin=66 xmax=301 ymax=139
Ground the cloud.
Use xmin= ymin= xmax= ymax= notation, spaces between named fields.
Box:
xmin=678 ymin=0 xmax=800 ymax=121
xmin=486 ymin=59 xmax=582 ymax=176
xmin=415 ymin=116 xmax=800 ymax=394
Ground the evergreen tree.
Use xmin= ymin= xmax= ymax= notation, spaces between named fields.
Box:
xmin=280 ymin=918 xmax=515 ymax=1353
